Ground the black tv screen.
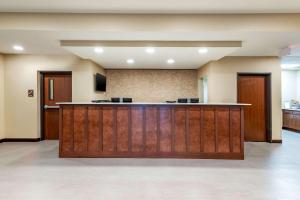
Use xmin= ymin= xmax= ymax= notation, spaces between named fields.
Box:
xmin=95 ymin=73 xmax=106 ymax=91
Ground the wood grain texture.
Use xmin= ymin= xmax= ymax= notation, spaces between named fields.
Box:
xmin=282 ymin=109 xmax=300 ymax=131
xmin=174 ymin=107 xmax=187 ymax=152
xmin=216 ymin=107 xmax=230 ymax=153
xmin=159 ymin=108 xmax=172 ymax=152
xmin=44 ymin=109 xmax=59 ymax=140
xmin=230 ymin=108 xmax=241 ymax=153
xmin=202 ymin=107 xmax=216 ymax=153
xmin=116 ymin=107 xmax=129 ymax=152
xmin=238 ymin=75 xmax=266 ymax=142
xmin=87 ymin=106 xmax=101 ymax=152
xmin=61 ymin=105 xmax=73 ymax=152
xmin=131 ymin=107 xmax=144 ymax=152
xmin=188 ymin=108 xmax=201 ymax=153
xmin=43 ymin=74 xmax=72 ymax=140
xmin=60 ymin=104 xmax=245 ymax=159
xmin=102 ymin=107 xmax=114 ymax=152
xmin=73 ymin=106 xmax=87 ymax=152
xmin=145 ymin=107 xmax=158 ymax=152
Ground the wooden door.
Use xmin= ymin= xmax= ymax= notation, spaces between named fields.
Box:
xmin=43 ymin=73 xmax=72 ymax=140
xmin=238 ymin=75 xmax=267 ymax=142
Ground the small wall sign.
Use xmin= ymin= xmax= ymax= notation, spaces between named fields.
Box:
xmin=28 ymin=89 xmax=34 ymax=97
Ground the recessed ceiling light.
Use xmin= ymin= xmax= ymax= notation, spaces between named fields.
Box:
xmin=13 ymin=45 xmax=24 ymax=51
xmin=198 ymin=48 xmax=208 ymax=54
xmin=94 ymin=47 xmax=104 ymax=54
xmin=167 ymin=59 xmax=175 ymax=64
xmin=127 ymin=59 xmax=135 ymax=64
xmin=145 ymin=47 xmax=155 ymax=54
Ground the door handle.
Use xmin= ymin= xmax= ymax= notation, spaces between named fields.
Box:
xmin=44 ymin=105 xmax=59 ymax=109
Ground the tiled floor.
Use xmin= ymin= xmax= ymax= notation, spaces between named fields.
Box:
xmin=0 ymin=130 xmax=299 ymax=200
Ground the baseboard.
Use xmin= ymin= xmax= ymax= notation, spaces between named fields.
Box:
xmin=271 ymin=139 xmax=282 ymax=143
xmin=282 ymin=127 xmax=300 ymax=133
xmin=0 ymin=138 xmax=41 ymax=143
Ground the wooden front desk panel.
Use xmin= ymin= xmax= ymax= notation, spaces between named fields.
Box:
xmin=59 ymin=104 xmax=244 ymax=159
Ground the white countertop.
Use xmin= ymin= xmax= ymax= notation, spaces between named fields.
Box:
xmin=283 ymin=108 xmax=300 ymax=111
xmin=57 ymin=102 xmax=251 ymax=106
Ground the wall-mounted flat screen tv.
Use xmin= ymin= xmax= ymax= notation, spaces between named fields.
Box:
xmin=95 ymin=73 xmax=106 ymax=91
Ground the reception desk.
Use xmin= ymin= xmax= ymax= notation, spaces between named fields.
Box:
xmin=58 ymin=103 xmax=248 ymax=159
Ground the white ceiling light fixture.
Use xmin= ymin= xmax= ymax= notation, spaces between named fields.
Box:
xmin=127 ymin=59 xmax=135 ymax=64
xmin=94 ymin=47 xmax=104 ymax=54
xmin=198 ymin=48 xmax=208 ymax=54
xmin=167 ymin=59 xmax=175 ymax=64
xmin=13 ymin=45 xmax=24 ymax=51
xmin=145 ymin=47 xmax=155 ymax=54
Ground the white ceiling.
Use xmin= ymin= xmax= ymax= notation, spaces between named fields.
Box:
xmin=1 ymin=0 xmax=300 ymax=13
xmin=1 ymin=30 xmax=300 ymax=69
xmin=65 ymin=47 xmax=239 ymax=69
xmin=281 ymin=45 xmax=300 ymax=70
xmin=1 ymin=30 xmax=300 ymax=56
xmin=1 ymin=13 xmax=300 ymax=69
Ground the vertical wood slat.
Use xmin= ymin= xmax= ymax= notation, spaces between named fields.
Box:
xmin=188 ymin=108 xmax=201 ymax=153
xmin=159 ymin=107 xmax=172 ymax=152
xmin=73 ymin=106 xmax=87 ymax=152
xmin=102 ymin=107 xmax=114 ymax=152
xmin=171 ymin=107 xmax=175 ymax=152
xmin=113 ymin=107 xmax=117 ymax=152
xmin=157 ymin=108 xmax=160 ymax=152
xmin=128 ymin=107 xmax=132 ymax=152
xmin=142 ymin=106 xmax=146 ymax=152
xmin=59 ymin=107 xmax=62 ymax=156
xmin=229 ymin=108 xmax=233 ymax=153
xmin=240 ymin=108 xmax=245 ymax=156
xmin=202 ymin=107 xmax=216 ymax=153
xmin=61 ymin=105 xmax=74 ymax=153
xmin=116 ymin=107 xmax=129 ymax=152
xmin=60 ymin=104 xmax=244 ymax=159
xmin=185 ymin=108 xmax=189 ymax=152
xmin=216 ymin=107 xmax=230 ymax=153
xmin=131 ymin=106 xmax=144 ymax=152
xmin=214 ymin=107 xmax=218 ymax=153
xmin=174 ymin=107 xmax=186 ymax=152
xmin=87 ymin=106 xmax=101 ymax=152
xmin=200 ymin=108 xmax=204 ymax=152
xmin=145 ymin=107 xmax=158 ymax=152
xmin=230 ymin=107 xmax=242 ymax=153
xmin=99 ymin=108 xmax=103 ymax=152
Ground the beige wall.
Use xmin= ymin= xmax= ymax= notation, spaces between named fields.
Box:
xmin=1 ymin=54 xmax=282 ymax=140
xmin=72 ymin=59 xmax=106 ymax=101
xmin=2 ymin=13 xmax=300 ymax=32
xmin=0 ymin=55 xmax=5 ymax=139
xmin=106 ymin=69 xmax=198 ymax=102
xmin=198 ymin=56 xmax=282 ymax=140
xmin=3 ymin=54 xmax=105 ymax=138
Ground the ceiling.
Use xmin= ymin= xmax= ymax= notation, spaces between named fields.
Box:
xmin=1 ymin=14 xmax=300 ymax=69
xmin=1 ymin=30 xmax=300 ymax=55
xmin=65 ymin=47 xmax=240 ymax=69
xmin=1 ymin=30 xmax=300 ymax=69
xmin=1 ymin=0 xmax=300 ymax=13
xmin=281 ymin=45 xmax=300 ymax=70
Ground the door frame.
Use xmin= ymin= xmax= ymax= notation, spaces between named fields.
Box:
xmin=39 ymin=71 xmax=72 ymax=140
xmin=237 ymin=73 xmax=272 ymax=143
